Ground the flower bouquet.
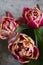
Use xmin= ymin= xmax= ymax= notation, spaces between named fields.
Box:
xmin=0 ymin=4 xmax=43 ymax=65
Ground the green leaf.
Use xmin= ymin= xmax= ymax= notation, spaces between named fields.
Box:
xmin=39 ymin=27 xmax=43 ymax=65
xmin=33 ymin=27 xmax=43 ymax=65
xmin=36 ymin=4 xmax=40 ymax=10
xmin=39 ymin=27 xmax=43 ymax=37
xmin=34 ymin=29 xmax=38 ymax=47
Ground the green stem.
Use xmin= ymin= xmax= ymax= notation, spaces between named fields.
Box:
xmin=34 ymin=28 xmax=43 ymax=47
xmin=34 ymin=29 xmax=39 ymax=47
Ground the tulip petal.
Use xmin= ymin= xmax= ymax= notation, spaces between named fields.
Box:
xmin=23 ymin=8 xmax=30 ymax=19
xmin=6 ymin=11 xmax=14 ymax=18
xmin=32 ymin=46 xmax=39 ymax=59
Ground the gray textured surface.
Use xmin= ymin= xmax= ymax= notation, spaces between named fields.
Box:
xmin=0 ymin=0 xmax=43 ymax=65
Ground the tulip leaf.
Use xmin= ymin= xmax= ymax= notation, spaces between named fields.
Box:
xmin=38 ymin=27 xmax=43 ymax=65
xmin=33 ymin=27 xmax=43 ymax=65
xmin=36 ymin=4 xmax=40 ymax=10
xmin=34 ymin=29 xmax=38 ymax=47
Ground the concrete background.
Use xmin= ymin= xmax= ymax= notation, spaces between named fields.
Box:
xmin=0 ymin=0 xmax=43 ymax=65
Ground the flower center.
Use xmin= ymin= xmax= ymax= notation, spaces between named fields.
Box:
xmin=27 ymin=10 xmax=39 ymax=20
xmin=32 ymin=10 xmax=39 ymax=20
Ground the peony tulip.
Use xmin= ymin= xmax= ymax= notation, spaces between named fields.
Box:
xmin=0 ymin=12 xmax=18 ymax=39
xmin=23 ymin=7 xmax=43 ymax=28
xmin=8 ymin=33 xmax=39 ymax=63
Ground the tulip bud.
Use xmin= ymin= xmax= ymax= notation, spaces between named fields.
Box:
xmin=8 ymin=33 xmax=39 ymax=63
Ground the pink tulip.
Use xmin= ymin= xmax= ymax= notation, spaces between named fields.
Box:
xmin=0 ymin=12 xmax=18 ymax=39
xmin=8 ymin=33 xmax=39 ymax=63
xmin=23 ymin=7 xmax=43 ymax=28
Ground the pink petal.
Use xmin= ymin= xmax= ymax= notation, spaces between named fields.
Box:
xmin=39 ymin=13 xmax=43 ymax=27
xmin=33 ymin=46 xmax=39 ymax=59
xmin=6 ymin=11 xmax=14 ymax=18
xmin=23 ymin=8 xmax=30 ymax=19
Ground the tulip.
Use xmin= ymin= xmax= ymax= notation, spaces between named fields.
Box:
xmin=0 ymin=12 xmax=18 ymax=39
xmin=8 ymin=33 xmax=39 ymax=63
xmin=23 ymin=7 xmax=43 ymax=28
